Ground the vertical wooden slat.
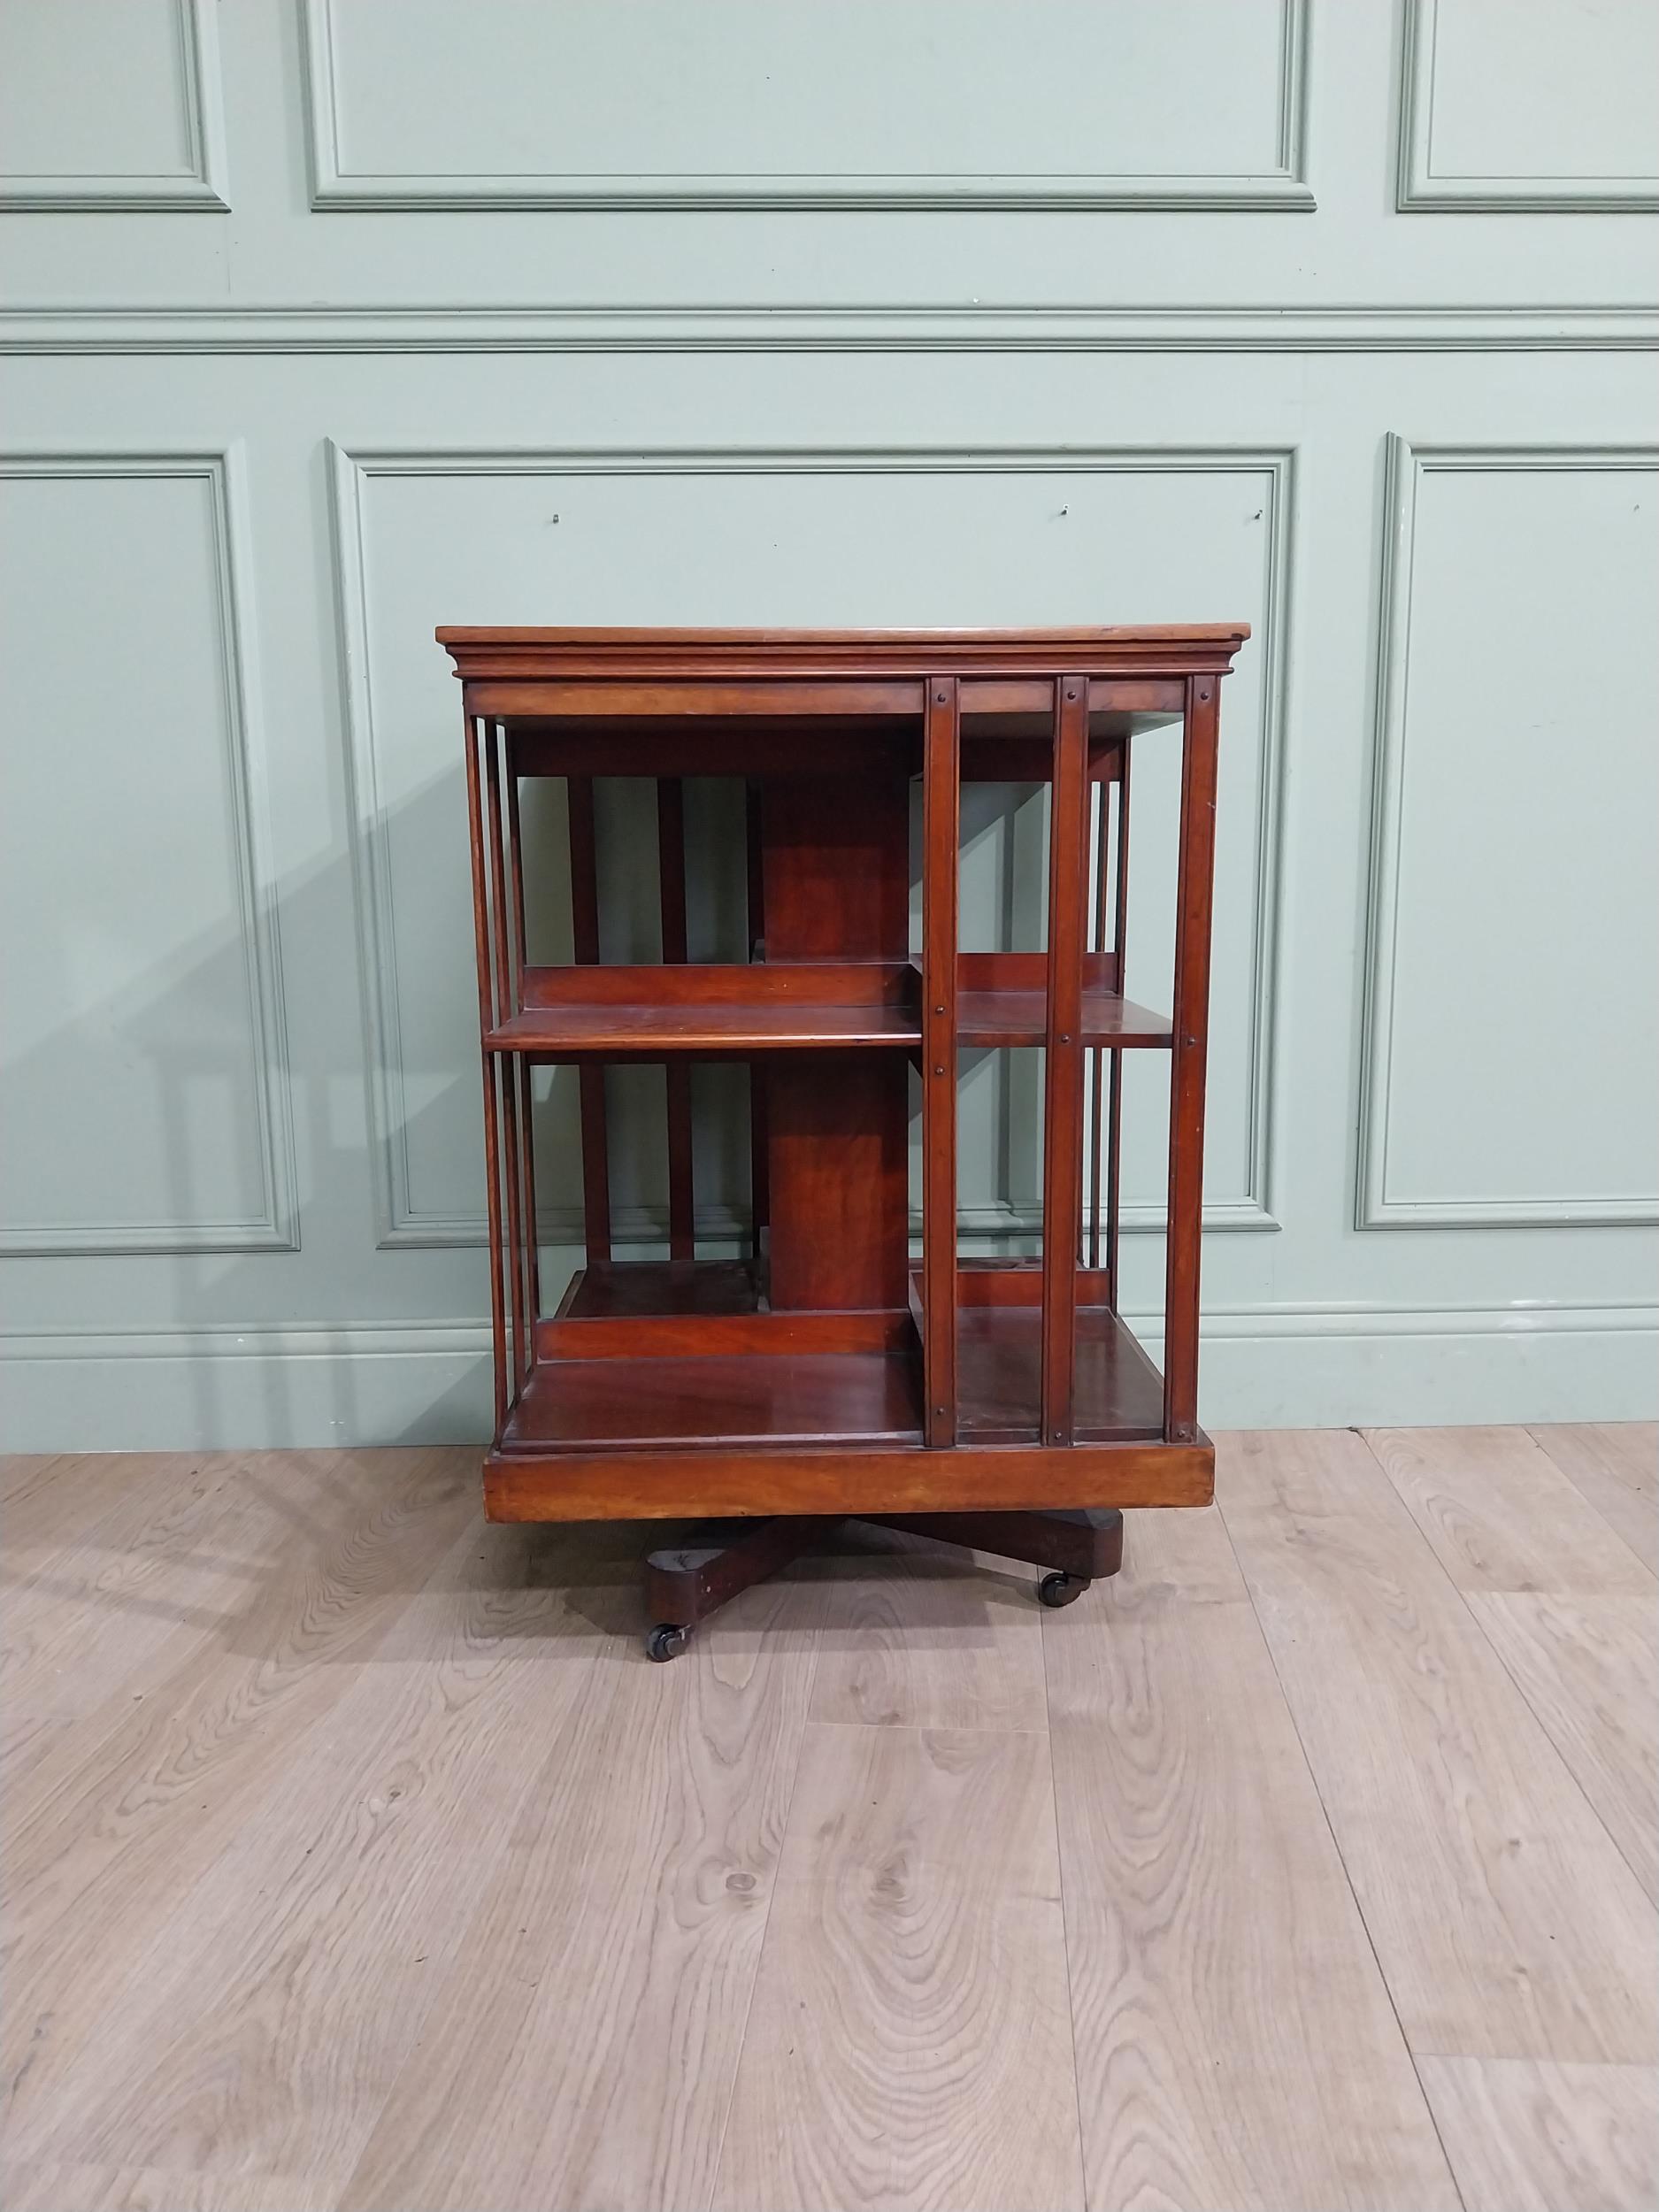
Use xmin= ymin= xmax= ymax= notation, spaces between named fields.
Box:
xmin=921 ymin=678 xmax=960 ymax=1448
xmin=1041 ymin=677 xmax=1091 ymax=1447
xmin=565 ymin=774 xmax=611 ymax=1264
xmin=484 ymin=724 xmax=526 ymax=1388
xmin=1106 ymin=739 xmax=1132 ymax=1304
xmin=461 ymin=711 xmax=508 ymax=1437
xmin=657 ymin=777 xmax=695 ymax=1264
xmin=745 ymin=780 xmax=768 ymax=1265
xmin=1087 ymin=772 xmax=1109 ymax=1271
xmin=1164 ymin=678 xmax=1221 ymax=1442
xmin=505 ymin=757 xmax=540 ymax=1363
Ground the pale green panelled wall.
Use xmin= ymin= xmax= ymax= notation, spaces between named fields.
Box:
xmin=1 ymin=0 xmax=1655 ymax=1448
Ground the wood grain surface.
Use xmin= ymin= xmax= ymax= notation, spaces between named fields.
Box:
xmin=1416 ymin=2057 xmax=1659 ymax=2212
xmin=711 ymin=1720 xmax=1083 ymax=2212
xmin=1531 ymin=1422 xmax=1658 ymax=1574
xmin=1045 ymin=1502 xmax=1458 ymax=2211
xmin=1469 ymin=1592 xmax=1658 ymax=1904
xmin=1366 ymin=1424 xmax=1654 ymax=1594
xmin=1218 ymin=1427 xmax=1657 ymax=2064
xmin=4 ymin=1429 xmax=1655 ymax=2210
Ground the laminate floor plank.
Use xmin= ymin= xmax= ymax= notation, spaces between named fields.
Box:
xmin=3 ymin=1517 xmax=598 ymax=2194
xmin=339 ymin=1559 xmax=820 ymax=2212
xmin=1366 ymin=1425 xmax=1654 ymax=1594
xmin=1046 ymin=1503 xmax=1457 ymax=2212
xmin=0 ymin=1453 xmax=77 ymax=1509
xmin=1217 ymin=1428 xmax=1656 ymax=2062
xmin=6 ymin=1434 xmax=1655 ymax=2209
xmin=0 ymin=2160 xmax=332 ymax=2212
xmin=1469 ymin=1592 xmax=1658 ymax=1903
xmin=0 ymin=1449 xmax=474 ymax=2147
xmin=0 ymin=1710 xmax=69 ymax=1797
xmin=0 ymin=1449 xmax=232 ymax=1553
xmin=1 ymin=1452 xmax=244 ymax=1713
xmin=710 ymin=1718 xmax=1083 ymax=2212
xmin=807 ymin=1522 xmax=1049 ymax=1732
xmin=1531 ymin=1424 xmax=1658 ymax=1576
xmin=1415 ymin=2058 xmax=1659 ymax=2212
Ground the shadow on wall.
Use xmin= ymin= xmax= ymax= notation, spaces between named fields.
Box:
xmin=4 ymin=724 xmax=1077 ymax=1450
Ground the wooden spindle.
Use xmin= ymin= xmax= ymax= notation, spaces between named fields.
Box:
xmin=921 ymin=678 xmax=960 ymax=1448
xmin=565 ymin=774 xmax=611 ymax=1264
xmin=504 ymin=754 xmax=540 ymax=1367
xmin=484 ymin=724 xmax=526 ymax=1389
xmin=462 ymin=714 xmax=508 ymax=1434
xmin=745 ymin=780 xmax=768 ymax=1265
xmin=1164 ymin=680 xmax=1220 ymax=1441
xmin=1087 ymin=768 xmax=1110 ymax=1271
xmin=1107 ymin=739 xmax=1132 ymax=1304
xmin=657 ymin=777 xmax=695 ymax=1264
xmin=1041 ymin=678 xmax=1091 ymax=1446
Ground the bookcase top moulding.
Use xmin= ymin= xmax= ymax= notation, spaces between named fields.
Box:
xmin=437 ymin=624 xmax=1251 ymax=686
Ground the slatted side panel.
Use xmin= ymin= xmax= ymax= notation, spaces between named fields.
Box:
xmin=482 ymin=725 xmax=529 ymax=1386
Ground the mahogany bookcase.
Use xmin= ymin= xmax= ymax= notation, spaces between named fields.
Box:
xmin=440 ymin=626 xmax=1248 ymax=1657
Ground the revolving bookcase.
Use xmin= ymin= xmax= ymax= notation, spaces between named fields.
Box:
xmin=440 ymin=625 xmax=1248 ymax=1656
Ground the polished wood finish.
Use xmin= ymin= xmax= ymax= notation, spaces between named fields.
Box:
xmin=565 ymin=772 xmax=611 ymax=1263
xmin=442 ymin=625 xmax=1246 ymax=1632
xmin=877 ymin=1505 xmax=1123 ymax=1581
xmin=7 ymin=1427 xmax=1648 ymax=2210
xmin=644 ymin=1516 xmax=842 ymax=1632
xmin=483 ymin=1439 xmax=1214 ymax=1522
xmin=921 ymin=677 xmax=960 ymax=1449
xmin=1041 ymin=677 xmax=1093 ymax=1447
xmin=1164 ymin=675 xmax=1222 ymax=1442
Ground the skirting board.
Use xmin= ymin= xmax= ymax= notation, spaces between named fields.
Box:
xmin=1 ymin=1306 xmax=1651 ymax=1453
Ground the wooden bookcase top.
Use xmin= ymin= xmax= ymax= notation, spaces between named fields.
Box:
xmin=438 ymin=624 xmax=1250 ymax=686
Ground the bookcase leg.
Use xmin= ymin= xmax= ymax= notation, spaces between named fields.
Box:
xmin=642 ymin=1514 xmax=843 ymax=1657
xmin=870 ymin=1508 xmax=1124 ymax=1607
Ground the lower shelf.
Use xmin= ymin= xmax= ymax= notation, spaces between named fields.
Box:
xmin=498 ymin=1348 xmax=922 ymax=1454
xmin=957 ymin=1303 xmax=1164 ymax=1444
xmin=502 ymin=1260 xmax=1164 ymax=1456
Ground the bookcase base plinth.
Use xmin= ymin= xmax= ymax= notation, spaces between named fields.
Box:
xmin=483 ymin=1435 xmax=1212 ymax=1522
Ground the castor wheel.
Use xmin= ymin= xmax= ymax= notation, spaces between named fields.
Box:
xmin=1038 ymin=1571 xmax=1091 ymax=1609
xmin=645 ymin=1622 xmax=691 ymax=1663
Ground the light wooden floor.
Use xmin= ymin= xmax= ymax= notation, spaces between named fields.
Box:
xmin=2 ymin=1426 xmax=1654 ymax=2212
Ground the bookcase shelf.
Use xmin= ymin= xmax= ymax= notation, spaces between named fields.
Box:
xmin=442 ymin=624 xmax=1246 ymax=1644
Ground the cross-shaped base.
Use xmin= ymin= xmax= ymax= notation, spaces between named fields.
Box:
xmin=641 ymin=1508 xmax=1125 ymax=1660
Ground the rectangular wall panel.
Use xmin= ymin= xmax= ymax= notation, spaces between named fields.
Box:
xmin=1399 ymin=0 xmax=1659 ymax=210
xmin=305 ymin=0 xmax=1310 ymax=209
xmin=0 ymin=455 xmax=293 ymax=1252
xmin=334 ymin=446 xmax=1287 ymax=1247
xmin=1360 ymin=442 xmax=1659 ymax=1228
xmin=0 ymin=0 xmax=227 ymax=210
